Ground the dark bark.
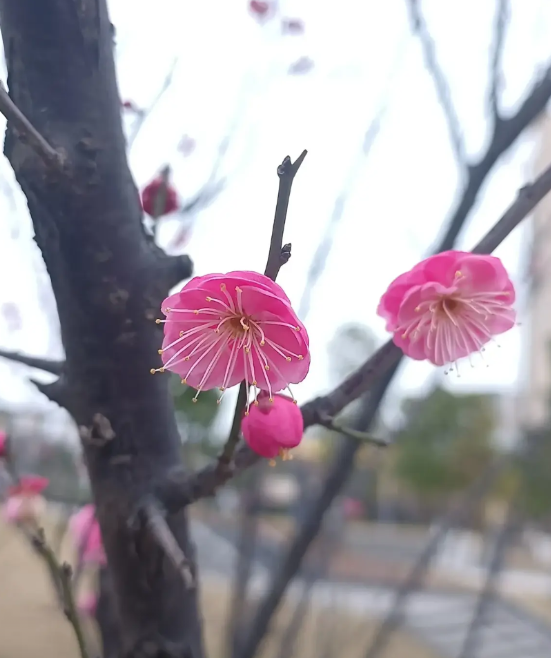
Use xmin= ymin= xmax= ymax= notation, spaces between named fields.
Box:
xmin=0 ymin=2 xmax=199 ymax=657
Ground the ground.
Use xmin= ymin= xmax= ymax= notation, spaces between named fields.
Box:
xmin=0 ymin=512 xmax=437 ymax=658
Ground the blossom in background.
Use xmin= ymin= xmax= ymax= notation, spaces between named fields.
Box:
xmin=76 ymin=591 xmax=98 ymax=618
xmin=2 ymin=476 xmax=49 ymax=525
xmin=281 ymin=18 xmax=304 ymax=35
xmin=178 ymin=134 xmax=196 ymax=157
xmin=121 ymin=99 xmax=139 ymax=112
xmin=141 ymin=177 xmax=179 ymax=218
xmin=242 ymin=392 xmax=303 ymax=462
xmin=68 ymin=504 xmax=106 ymax=566
xmin=377 ymin=250 xmax=516 ymax=369
xmin=154 ymin=271 xmax=310 ymax=408
xmin=288 ymin=56 xmax=315 ymax=76
xmin=0 ymin=430 xmax=7 ymax=458
xmin=249 ymin=0 xmax=272 ymax=20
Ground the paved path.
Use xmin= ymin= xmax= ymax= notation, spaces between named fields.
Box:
xmin=192 ymin=519 xmax=551 ymax=658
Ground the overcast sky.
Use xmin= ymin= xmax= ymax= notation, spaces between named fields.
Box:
xmin=0 ymin=0 xmax=550 ymax=437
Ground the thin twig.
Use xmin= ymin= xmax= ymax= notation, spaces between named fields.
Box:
xmin=319 ymin=416 xmax=389 ymax=447
xmin=489 ymin=0 xmax=510 ymax=118
xmin=143 ymin=502 xmax=194 ymax=589
xmin=0 ymin=82 xmax=64 ymax=170
xmin=27 ymin=528 xmax=91 ymax=658
xmin=405 ymin=0 xmax=466 ymax=167
xmin=216 ymin=150 xmax=308 ymax=470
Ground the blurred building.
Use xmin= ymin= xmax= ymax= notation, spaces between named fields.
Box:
xmin=519 ymin=112 xmax=551 ymax=430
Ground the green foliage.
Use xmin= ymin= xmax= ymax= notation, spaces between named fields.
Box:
xmin=170 ymin=375 xmax=221 ymax=429
xmin=514 ymin=433 xmax=551 ymax=520
xmin=393 ymin=387 xmax=497 ymax=503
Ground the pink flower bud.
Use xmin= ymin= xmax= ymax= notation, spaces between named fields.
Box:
xmin=141 ymin=177 xmax=179 ymax=218
xmin=241 ymin=392 xmax=303 ymax=463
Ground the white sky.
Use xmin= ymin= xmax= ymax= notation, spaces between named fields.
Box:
xmin=1 ymin=0 xmax=551 ymax=433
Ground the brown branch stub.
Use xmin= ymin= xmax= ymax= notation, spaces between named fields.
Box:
xmin=142 ymin=502 xmax=195 ymax=589
xmin=79 ymin=413 xmax=116 ymax=447
xmin=0 ymin=348 xmax=64 ymax=375
xmin=0 ymin=82 xmax=65 ymax=171
xmin=30 ymin=375 xmax=72 ymax=411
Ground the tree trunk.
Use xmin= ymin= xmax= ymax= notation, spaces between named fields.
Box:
xmin=0 ymin=2 xmax=202 ymax=656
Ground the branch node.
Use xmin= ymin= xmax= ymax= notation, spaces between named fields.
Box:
xmin=141 ymin=501 xmax=195 ymax=589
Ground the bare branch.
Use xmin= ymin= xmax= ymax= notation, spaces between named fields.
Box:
xmin=216 ymin=150 xmax=308 ymax=470
xmin=142 ymin=501 xmax=194 ymax=589
xmin=30 ymin=375 xmax=73 ymax=412
xmin=0 ymin=82 xmax=65 ymax=170
xmin=489 ymin=0 xmax=510 ymax=118
xmin=127 ymin=59 xmax=178 ymax=149
xmin=25 ymin=528 xmax=91 ymax=658
xmin=405 ymin=0 xmax=466 ymax=167
xmin=0 ymin=348 xmax=64 ymax=375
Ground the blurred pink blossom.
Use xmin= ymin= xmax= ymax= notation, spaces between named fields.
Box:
xmin=3 ymin=476 xmax=49 ymax=524
xmin=68 ymin=504 xmax=106 ymax=565
xmin=288 ymin=56 xmax=314 ymax=75
xmin=281 ymin=18 xmax=304 ymax=35
xmin=0 ymin=430 xmax=7 ymax=458
xmin=242 ymin=392 xmax=303 ymax=462
xmin=155 ymin=271 xmax=310 ymax=408
xmin=377 ymin=251 xmax=516 ymax=368
xmin=76 ymin=591 xmax=98 ymax=617
xmin=178 ymin=135 xmax=196 ymax=156
xmin=249 ymin=0 xmax=272 ymax=20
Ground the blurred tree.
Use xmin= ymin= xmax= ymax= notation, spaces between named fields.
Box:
xmin=392 ymin=387 xmax=497 ymax=516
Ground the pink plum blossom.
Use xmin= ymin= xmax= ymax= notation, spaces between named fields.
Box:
xmin=68 ymin=504 xmax=106 ymax=566
xmin=241 ymin=392 xmax=303 ymax=462
xmin=2 ymin=476 xmax=49 ymax=525
xmin=76 ymin=591 xmax=98 ymax=617
xmin=154 ymin=271 xmax=310 ymax=409
xmin=377 ymin=251 xmax=516 ymax=368
xmin=0 ymin=430 xmax=7 ymax=458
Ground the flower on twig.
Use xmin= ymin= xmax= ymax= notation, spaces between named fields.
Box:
xmin=154 ymin=271 xmax=310 ymax=411
xmin=377 ymin=250 xmax=516 ymax=371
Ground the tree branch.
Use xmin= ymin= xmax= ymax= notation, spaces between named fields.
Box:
xmin=0 ymin=81 xmax=65 ymax=170
xmin=489 ymin=0 xmax=510 ymax=118
xmin=24 ymin=527 xmax=91 ymax=658
xmin=0 ymin=348 xmax=64 ymax=375
xmin=142 ymin=501 xmax=194 ymax=589
xmin=405 ymin=0 xmax=466 ymax=167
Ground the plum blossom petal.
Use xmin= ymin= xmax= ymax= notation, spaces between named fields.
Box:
xmin=377 ymin=250 xmax=517 ymax=369
xmin=154 ymin=271 xmax=310 ymax=410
